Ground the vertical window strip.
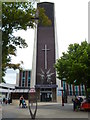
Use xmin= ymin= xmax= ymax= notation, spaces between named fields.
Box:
xmin=78 ymin=85 xmax=81 ymax=96
xmin=68 ymin=84 xmax=70 ymax=95
xmin=63 ymin=81 xmax=65 ymax=96
xmin=70 ymin=84 xmax=72 ymax=95
xmin=73 ymin=84 xmax=75 ymax=96
xmin=23 ymin=71 xmax=25 ymax=78
xmin=68 ymin=84 xmax=72 ymax=96
xmin=22 ymin=71 xmax=26 ymax=87
xmin=28 ymin=71 xmax=30 ymax=77
xmin=71 ymin=84 xmax=73 ymax=95
xmin=21 ymin=71 xmax=22 ymax=87
xmin=27 ymin=71 xmax=28 ymax=87
xmin=28 ymin=79 xmax=30 ymax=87
xmin=82 ymin=84 xmax=85 ymax=95
xmin=20 ymin=71 xmax=22 ymax=87
xmin=28 ymin=71 xmax=31 ymax=87
xmin=67 ymin=83 xmax=69 ymax=95
xmin=80 ymin=84 xmax=83 ymax=95
xmin=63 ymin=81 xmax=65 ymax=90
xmin=75 ymin=86 xmax=78 ymax=96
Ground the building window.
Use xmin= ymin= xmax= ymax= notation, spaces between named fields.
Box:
xmin=28 ymin=71 xmax=31 ymax=87
xmin=63 ymin=81 xmax=65 ymax=90
xmin=81 ymin=84 xmax=85 ymax=96
xmin=22 ymin=71 xmax=25 ymax=87
xmin=63 ymin=81 xmax=66 ymax=96
xmin=28 ymin=78 xmax=30 ymax=87
xmin=23 ymin=71 xmax=25 ymax=78
xmin=75 ymin=86 xmax=78 ymax=96
xmin=22 ymin=78 xmax=25 ymax=87
xmin=69 ymin=84 xmax=72 ymax=96
xmin=28 ymin=71 xmax=30 ymax=77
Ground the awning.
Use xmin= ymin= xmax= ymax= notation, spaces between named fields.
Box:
xmin=35 ymin=84 xmax=58 ymax=88
xmin=13 ymin=89 xmax=29 ymax=93
xmin=0 ymin=88 xmax=14 ymax=93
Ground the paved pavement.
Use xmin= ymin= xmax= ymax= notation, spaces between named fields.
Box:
xmin=0 ymin=102 xmax=89 ymax=119
xmin=0 ymin=105 xmax=2 ymax=120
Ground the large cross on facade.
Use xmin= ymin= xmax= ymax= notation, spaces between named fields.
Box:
xmin=42 ymin=44 xmax=50 ymax=69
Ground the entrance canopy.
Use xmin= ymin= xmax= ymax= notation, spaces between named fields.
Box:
xmin=13 ymin=86 xmax=30 ymax=93
xmin=0 ymin=88 xmax=14 ymax=93
xmin=35 ymin=84 xmax=58 ymax=88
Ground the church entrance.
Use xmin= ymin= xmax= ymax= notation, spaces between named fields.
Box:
xmin=40 ymin=88 xmax=52 ymax=102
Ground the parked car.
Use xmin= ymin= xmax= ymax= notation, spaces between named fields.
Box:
xmin=80 ymin=97 xmax=90 ymax=110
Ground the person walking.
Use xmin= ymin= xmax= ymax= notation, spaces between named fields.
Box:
xmin=72 ymin=98 xmax=79 ymax=111
xmin=19 ymin=95 xmax=23 ymax=107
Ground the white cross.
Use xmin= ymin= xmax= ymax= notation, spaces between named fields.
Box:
xmin=42 ymin=44 xmax=50 ymax=69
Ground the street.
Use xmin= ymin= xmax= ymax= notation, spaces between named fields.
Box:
xmin=0 ymin=103 xmax=89 ymax=119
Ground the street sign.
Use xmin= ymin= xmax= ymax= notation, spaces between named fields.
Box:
xmin=29 ymin=88 xmax=36 ymax=93
xmin=28 ymin=88 xmax=37 ymax=119
xmin=29 ymin=88 xmax=36 ymax=102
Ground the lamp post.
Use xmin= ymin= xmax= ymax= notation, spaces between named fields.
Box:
xmin=61 ymin=78 xmax=66 ymax=106
xmin=62 ymin=90 xmax=64 ymax=106
xmin=28 ymin=10 xmax=39 ymax=119
xmin=60 ymin=87 xmax=64 ymax=106
xmin=51 ymin=82 xmax=52 ymax=102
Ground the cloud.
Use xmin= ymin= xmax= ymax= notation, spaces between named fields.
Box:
xmin=4 ymin=69 xmax=19 ymax=84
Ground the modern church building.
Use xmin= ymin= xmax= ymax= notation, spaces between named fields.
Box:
xmin=11 ymin=2 xmax=86 ymax=104
xmin=30 ymin=2 xmax=86 ymax=102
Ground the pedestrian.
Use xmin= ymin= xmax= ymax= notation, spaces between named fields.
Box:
xmin=77 ymin=97 xmax=83 ymax=109
xmin=75 ymin=98 xmax=79 ymax=111
xmin=19 ymin=95 xmax=23 ymax=107
xmin=22 ymin=98 xmax=27 ymax=108
xmin=72 ymin=98 xmax=76 ymax=111
xmin=3 ymin=98 xmax=5 ymax=104
xmin=72 ymin=98 xmax=78 ymax=111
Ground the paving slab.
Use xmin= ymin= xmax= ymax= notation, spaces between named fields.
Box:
xmin=1 ymin=103 xmax=89 ymax=119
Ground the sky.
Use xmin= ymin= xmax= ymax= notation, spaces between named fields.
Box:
xmin=4 ymin=0 xmax=89 ymax=84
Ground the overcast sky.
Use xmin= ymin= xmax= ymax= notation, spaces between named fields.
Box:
xmin=4 ymin=0 xmax=89 ymax=84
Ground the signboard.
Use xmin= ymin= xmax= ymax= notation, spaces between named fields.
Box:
xmin=35 ymin=84 xmax=58 ymax=88
xmin=28 ymin=88 xmax=36 ymax=102
xmin=29 ymin=88 xmax=36 ymax=93
xmin=28 ymin=88 xmax=37 ymax=119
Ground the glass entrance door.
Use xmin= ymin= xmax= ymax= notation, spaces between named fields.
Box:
xmin=40 ymin=92 xmax=52 ymax=102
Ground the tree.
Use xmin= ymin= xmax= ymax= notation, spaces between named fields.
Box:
xmin=2 ymin=2 xmax=51 ymax=81
xmin=55 ymin=41 xmax=90 ymax=92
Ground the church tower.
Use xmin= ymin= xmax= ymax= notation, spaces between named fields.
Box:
xmin=88 ymin=1 xmax=90 ymax=43
xmin=31 ymin=2 xmax=59 ymax=102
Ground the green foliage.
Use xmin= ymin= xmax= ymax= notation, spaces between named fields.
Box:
xmin=38 ymin=7 xmax=52 ymax=26
xmin=2 ymin=2 xmax=52 ymax=81
xmin=55 ymin=41 xmax=90 ymax=88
